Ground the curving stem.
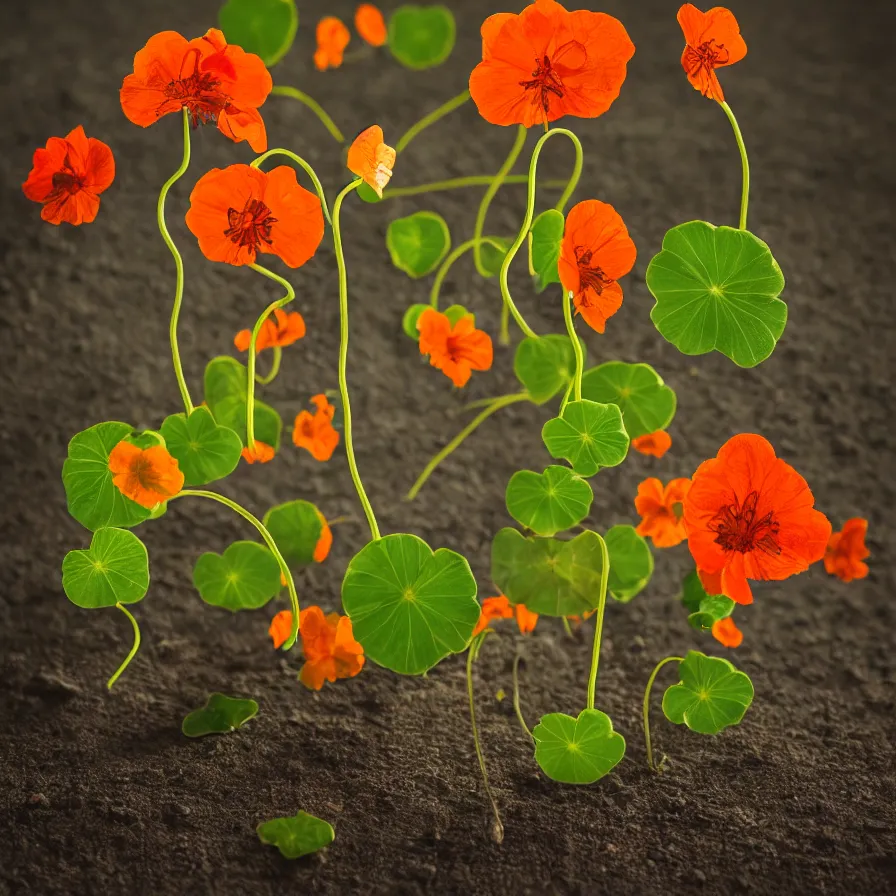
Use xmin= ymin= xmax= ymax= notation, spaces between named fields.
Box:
xmin=396 ymin=89 xmax=471 ymax=155
xmin=562 ymin=288 xmax=585 ymax=402
xmin=643 ymin=655 xmax=686 ymax=771
xmin=106 ymin=602 xmax=141 ymax=690
xmin=719 ymin=101 xmax=750 ymax=231
xmin=585 ymin=532 xmax=611 ymax=711
xmin=270 ymin=85 xmax=345 ymax=145
xmin=467 ymin=644 xmax=504 ymax=843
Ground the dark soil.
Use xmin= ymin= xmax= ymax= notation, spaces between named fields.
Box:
xmin=2 ymin=0 xmax=895 ymax=893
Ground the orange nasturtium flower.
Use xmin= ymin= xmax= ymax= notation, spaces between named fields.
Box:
xmin=347 ymin=125 xmax=396 ymax=198
xmin=298 ymin=606 xmax=365 ymax=690
xmin=241 ymin=441 xmax=275 ymax=464
xmin=234 ymin=309 xmax=306 ymax=353
xmin=23 ymin=126 xmax=115 ymax=226
xmin=355 ymin=4 xmax=388 ymax=47
xmin=314 ymin=17 xmax=351 ymax=71
xmin=269 ymin=609 xmax=293 ymax=649
xmin=558 ymin=199 xmax=637 ymax=334
xmin=314 ymin=511 xmax=334 ymax=564
xmin=635 ymin=477 xmax=691 ymax=548
xmin=468 ymin=0 xmax=635 ymax=128
xmin=473 ymin=596 xmax=539 ymax=636
xmin=293 ymin=394 xmax=340 ymax=462
xmin=120 ymin=29 xmax=272 ymax=152
xmin=186 ymin=164 xmax=324 ymax=268
xmin=632 ymin=430 xmax=672 ymax=458
xmin=677 ymin=5 xmax=747 ymax=103
xmin=711 ymin=616 xmax=743 ymax=648
xmin=824 ymin=518 xmax=870 ymax=583
xmin=108 ymin=441 xmax=184 ymax=509
xmin=417 ymin=309 xmax=494 ymax=388
xmin=684 ymin=434 xmax=832 ymax=605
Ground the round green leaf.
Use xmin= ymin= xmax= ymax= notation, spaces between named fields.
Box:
xmin=62 ymin=421 xmax=151 ymax=531
xmin=218 ymin=0 xmax=297 ymax=67
xmin=356 ymin=181 xmax=383 ymax=204
xmin=647 ymin=221 xmax=787 ymax=368
xmin=204 ymin=356 xmax=282 ymax=449
xmin=581 ymin=361 xmax=676 ymax=439
xmin=662 ymin=651 xmax=754 ymax=734
xmin=193 ymin=541 xmax=281 ymax=611
xmin=541 ymin=400 xmax=629 ymax=477
xmin=479 ymin=237 xmax=511 ymax=278
xmin=513 ymin=334 xmax=577 ymax=404
xmin=533 ymin=709 xmax=626 ymax=784
xmin=159 ymin=407 xmax=242 ymax=487
xmin=529 ymin=208 xmax=564 ymax=292
xmin=341 ymin=533 xmax=478 ymax=675
xmin=181 ymin=693 xmax=259 ymax=737
xmin=505 ymin=466 xmax=593 ymax=537
xmin=263 ymin=500 xmax=323 ymax=567
xmin=62 ymin=527 xmax=149 ymax=609
xmin=387 ymin=5 xmax=455 ymax=70
xmin=491 ymin=527 xmax=605 ymax=617
xmin=443 ymin=304 xmax=473 ymax=327
xmin=605 ymin=524 xmax=653 ymax=602
xmin=386 ymin=211 xmax=451 ymax=278
xmin=681 ymin=572 xmax=736 ymax=630
xmin=257 ymin=811 xmax=335 ymax=859
xmin=402 ymin=303 xmax=430 ymax=339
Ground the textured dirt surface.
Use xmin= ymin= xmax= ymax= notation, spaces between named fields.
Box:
xmin=1 ymin=0 xmax=895 ymax=893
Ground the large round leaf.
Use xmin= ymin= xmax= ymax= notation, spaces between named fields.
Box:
xmin=62 ymin=527 xmax=150 ymax=609
xmin=647 ymin=221 xmax=787 ymax=368
xmin=513 ymin=335 xmax=577 ymax=405
xmin=386 ymin=211 xmax=451 ymax=278
xmin=341 ymin=533 xmax=478 ymax=675
xmin=605 ymin=525 xmax=653 ymax=602
xmin=491 ymin=527 xmax=605 ymax=617
xmin=182 ymin=693 xmax=259 ymax=737
xmin=533 ymin=709 xmax=626 ymax=784
xmin=193 ymin=541 xmax=281 ymax=611
xmin=263 ymin=500 xmax=323 ymax=567
xmin=528 ymin=208 xmax=564 ymax=292
xmin=505 ymin=466 xmax=593 ymax=537
xmin=62 ymin=421 xmax=151 ymax=531
xmin=542 ymin=400 xmax=629 ymax=477
xmin=257 ymin=811 xmax=335 ymax=860
xmin=581 ymin=361 xmax=676 ymax=439
xmin=387 ymin=5 xmax=455 ymax=70
xmin=204 ymin=356 xmax=282 ymax=449
xmin=159 ymin=407 xmax=242 ymax=487
xmin=218 ymin=0 xmax=298 ymax=67
xmin=662 ymin=651 xmax=754 ymax=734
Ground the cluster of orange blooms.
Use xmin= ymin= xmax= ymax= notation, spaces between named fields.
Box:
xmin=315 ymin=4 xmax=388 ymax=71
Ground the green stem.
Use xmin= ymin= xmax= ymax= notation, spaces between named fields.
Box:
xmin=270 ymin=85 xmax=345 ymax=145
xmin=397 ymin=90 xmax=471 ymax=155
xmin=719 ymin=101 xmax=750 ymax=230
xmin=429 ymin=236 xmax=505 ymax=309
xmin=643 ymin=656 xmax=685 ymax=771
xmin=554 ymin=131 xmax=584 ymax=215
xmin=381 ymin=175 xmax=567 ymax=200
xmin=473 ymin=125 xmax=527 ymax=277
xmin=467 ymin=647 xmax=504 ymax=844
xmin=256 ymin=346 xmax=282 ymax=385
xmin=106 ymin=602 xmax=141 ymax=690
xmin=585 ymin=533 xmax=611 ymax=711
xmin=558 ymin=378 xmax=574 ymax=416
xmin=562 ymin=288 xmax=584 ymax=402
xmin=512 ymin=652 xmax=534 ymax=742
xmin=332 ymin=181 xmax=382 ymax=541
xmin=406 ymin=393 xmax=531 ymax=500
xmin=246 ymin=265 xmax=295 ymax=448
xmin=159 ymin=108 xmax=193 ymax=415
xmin=178 ymin=489 xmax=300 ymax=650
xmin=251 ymin=148 xmax=332 ymax=225
xmin=561 ymin=616 xmax=573 ymax=638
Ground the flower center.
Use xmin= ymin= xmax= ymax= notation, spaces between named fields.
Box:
xmin=131 ymin=457 xmax=164 ymax=494
xmin=709 ymin=490 xmax=781 ymax=555
xmin=51 ymin=157 xmax=83 ymax=196
xmin=683 ymin=39 xmax=730 ymax=76
xmin=575 ymin=246 xmax=614 ymax=302
xmin=224 ymin=199 xmax=277 ymax=254
xmin=519 ymin=55 xmax=565 ymax=114
xmin=164 ymin=48 xmax=230 ymax=127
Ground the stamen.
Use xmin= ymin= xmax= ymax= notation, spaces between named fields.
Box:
xmin=224 ymin=198 xmax=278 ymax=255
xmin=709 ymin=491 xmax=781 ymax=555
xmin=519 ymin=54 xmax=565 ymax=114
xmin=574 ymin=246 xmax=614 ymax=302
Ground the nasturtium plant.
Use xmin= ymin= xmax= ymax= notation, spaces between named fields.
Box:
xmin=402 ymin=303 xmax=431 ymax=338
xmin=680 ymin=570 xmax=736 ymax=629
xmin=387 ymin=5 xmax=456 ymax=70
xmin=342 ymin=534 xmax=479 ymax=675
xmin=62 ymin=527 xmax=150 ymax=609
xmin=605 ymin=524 xmax=653 ymax=602
xmin=159 ymin=406 xmax=242 ymax=487
xmin=257 ymin=811 xmax=335 ymax=860
xmin=479 ymin=237 xmax=511 ymax=278
xmin=193 ymin=541 xmax=281 ymax=611
xmin=533 ymin=710 xmax=626 ymax=784
xmin=263 ymin=500 xmax=323 ymax=567
xmin=647 ymin=221 xmax=787 ymax=368
xmin=218 ymin=0 xmax=298 ymax=67
xmin=204 ymin=356 xmax=282 ymax=449
xmin=528 ymin=208 xmax=564 ymax=291
xmin=505 ymin=466 xmax=593 ymax=537
xmin=541 ymin=400 xmax=629 ymax=477
xmin=581 ymin=361 xmax=676 ymax=439
xmin=386 ymin=211 xmax=451 ymax=278
xmin=662 ymin=651 xmax=755 ymax=735
xmin=181 ymin=693 xmax=259 ymax=737
xmin=513 ymin=335 xmax=577 ymax=404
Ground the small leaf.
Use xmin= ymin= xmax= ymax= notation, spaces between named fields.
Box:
xmin=581 ymin=361 xmax=676 ymax=440
xmin=662 ymin=651 xmax=754 ymax=734
xmin=181 ymin=693 xmax=259 ymax=737
xmin=541 ymin=400 xmax=629 ymax=477
xmin=513 ymin=334 xmax=577 ymax=404
xmin=647 ymin=221 xmax=787 ymax=368
xmin=386 ymin=211 xmax=451 ymax=278
xmin=387 ymin=5 xmax=456 ymax=70
xmin=605 ymin=525 xmax=653 ymax=602
xmin=505 ymin=466 xmax=593 ymax=537
xmin=342 ymin=533 xmax=479 ymax=675
xmin=257 ymin=811 xmax=335 ymax=859
xmin=263 ymin=500 xmax=323 ymax=567
xmin=62 ymin=528 xmax=150 ymax=609
xmin=529 ymin=209 xmax=564 ymax=292
xmin=479 ymin=237 xmax=511 ymax=278
xmin=680 ymin=570 xmax=736 ymax=629
xmin=193 ymin=541 xmax=281 ymax=611
xmin=443 ymin=304 xmax=473 ymax=326
xmin=204 ymin=356 xmax=282 ymax=449
xmin=402 ymin=303 xmax=430 ymax=339
xmin=160 ymin=406 xmax=242 ymax=487
xmin=680 ymin=569 xmax=709 ymax=613
xmin=533 ymin=709 xmax=626 ymax=784
xmin=218 ymin=0 xmax=298 ymax=67
xmin=356 ymin=181 xmax=383 ymax=204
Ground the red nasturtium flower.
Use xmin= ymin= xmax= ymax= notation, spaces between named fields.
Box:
xmin=347 ymin=125 xmax=396 ymax=198
xmin=120 ymin=29 xmax=272 ymax=151
xmin=186 ymin=164 xmax=324 ymax=268
xmin=558 ymin=199 xmax=636 ymax=334
xmin=417 ymin=309 xmax=494 ymax=388
xmin=234 ymin=309 xmax=306 ymax=353
xmin=635 ymin=477 xmax=691 ymax=548
xmin=293 ymin=394 xmax=340 ymax=461
xmin=684 ymin=434 xmax=832 ymax=605
xmin=298 ymin=606 xmax=365 ymax=690
xmin=108 ymin=441 xmax=184 ymax=509
xmin=469 ymin=0 xmax=634 ymax=128
xmin=241 ymin=440 xmax=275 ymax=464
xmin=473 ymin=596 xmax=539 ymax=636
xmin=314 ymin=17 xmax=351 ymax=71
xmin=824 ymin=518 xmax=870 ymax=583
xmin=632 ymin=430 xmax=672 ymax=458
xmin=23 ymin=126 xmax=115 ymax=226
xmin=355 ymin=4 xmax=388 ymax=46
xmin=711 ymin=616 xmax=742 ymax=648
xmin=677 ymin=5 xmax=747 ymax=103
